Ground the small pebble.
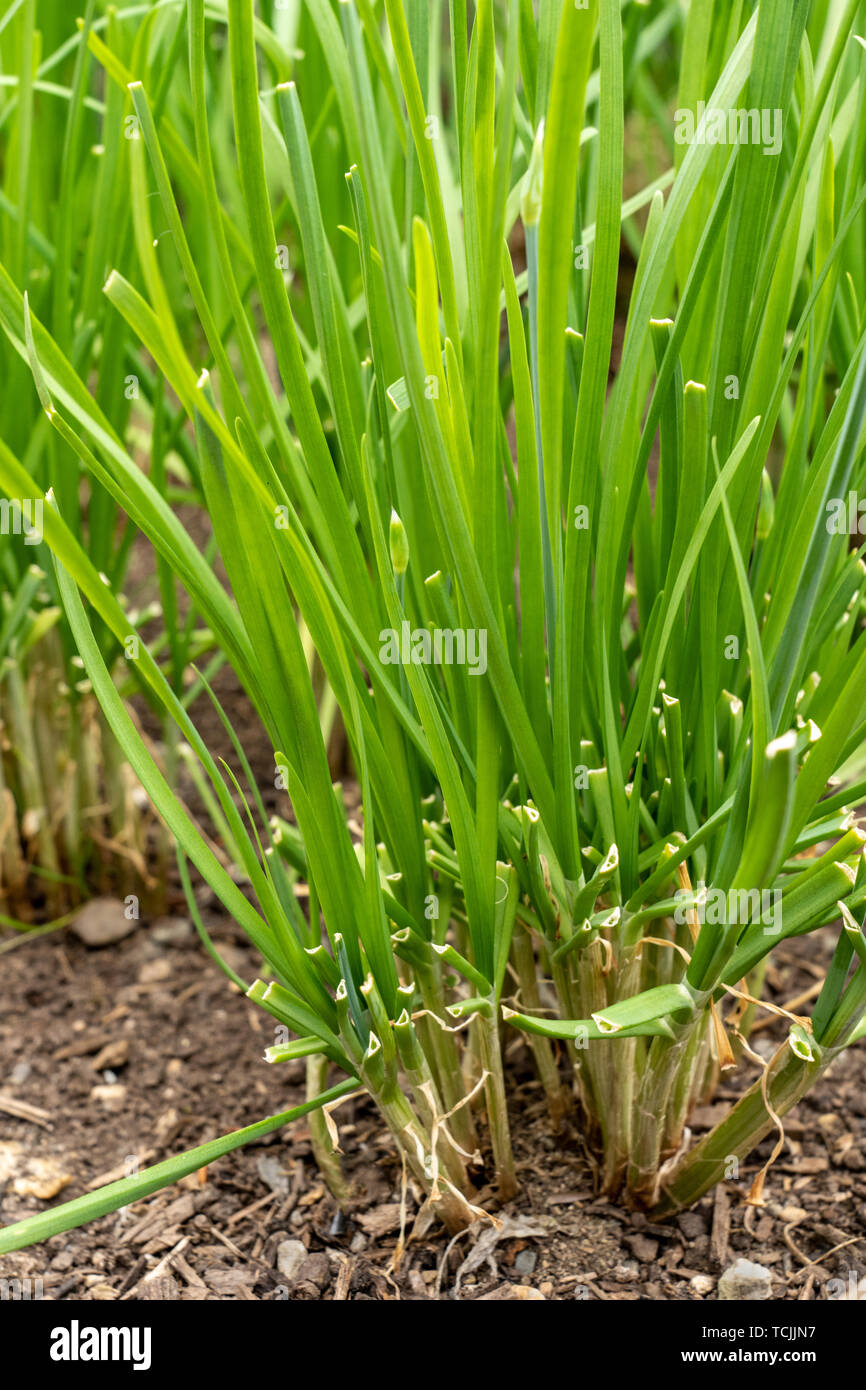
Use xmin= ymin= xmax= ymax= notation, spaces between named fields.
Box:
xmin=778 ymin=1205 xmax=808 ymax=1223
xmin=276 ymin=1239 xmax=307 ymax=1283
xmin=677 ymin=1211 xmax=707 ymax=1239
xmin=718 ymin=1258 xmax=772 ymax=1301
xmin=513 ymin=1250 xmax=537 ymax=1275
xmin=89 ymin=1083 xmax=127 ymax=1112
xmin=137 ymin=958 xmax=172 ymax=984
xmin=298 ymin=1253 xmax=330 ymax=1289
xmin=71 ymin=897 xmax=136 ymax=947
xmin=257 ymin=1155 xmax=291 ymax=1196
xmin=690 ymin=1274 xmax=715 ymax=1295
xmin=155 ymin=1108 xmax=180 ymax=1145
xmin=151 ymin=916 xmax=193 ymax=945
xmin=625 ymin=1233 xmax=658 ymax=1263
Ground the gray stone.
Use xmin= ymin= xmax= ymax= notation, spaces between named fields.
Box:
xmin=625 ymin=1233 xmax=658 ymax=1263
xmin=151 ymin=916 xmax=193 ymax=945
xmin=513 ymin=1250 xmax=538 ymax=1275
xmin=71 ymin=898 xmax=136 ymax=947
xmin=299 ymin=1253 xmax=330 ymax=1289
xmin=276 ymin=1239 xmax=307 ymax=1283
xmin=257 ymin=1154 xmax=291 ymax=1195
xmin=690 ymin=1274 xmax=715 ymax=1295
xmin=137 ymin=958 xmax=172 ymax=984
xmin=718 ymin=1258 xmax=772 ymax=1300
xmin=676 ymin=1211 xmax=707 ymax=1240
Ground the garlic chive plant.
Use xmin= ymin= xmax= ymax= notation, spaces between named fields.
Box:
xmin=0 ymin=2 xmax=282 ymax=926
xmin=0 ymin=3 xmax=175 ymax=923
xmin=3 ymin=0 xmax=866 ymax=1251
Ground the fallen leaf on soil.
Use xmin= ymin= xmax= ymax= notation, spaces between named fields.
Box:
xmin=451 ymin=1214 xmax=556 ymax=1298
xmin=357 ymin=1204 xmax=405 ymax=1238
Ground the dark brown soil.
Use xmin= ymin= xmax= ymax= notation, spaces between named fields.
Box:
xmin=2 ymin=905 xmax=865 ymax=1301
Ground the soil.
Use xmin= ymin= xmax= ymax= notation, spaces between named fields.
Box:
xmin=2 ymin=896 xmax=865 ymax=1301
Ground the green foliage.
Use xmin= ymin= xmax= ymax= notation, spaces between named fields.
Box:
xmin=3 ymin=0 xmax=866 ymax=1251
